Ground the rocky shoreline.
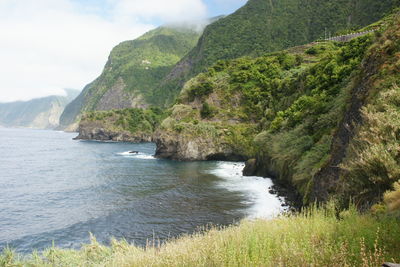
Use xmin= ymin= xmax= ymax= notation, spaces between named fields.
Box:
xmin=153 ymin=131 xmax=247 ymax=161
xmin=243 ymin=159 xmax=302 ymax=210
xmin=74 ymin=124 xmax=152 ymax=143
xmin=74 ymin=119 xmax=299 ymax=210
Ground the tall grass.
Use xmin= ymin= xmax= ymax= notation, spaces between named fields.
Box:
xmin=2 ymin=203 xmax=399 ymax=267
xmin=341 ymin=83 xmax=400 ymax=205
xmin=384 ymin=180 xmax=400 ymax=212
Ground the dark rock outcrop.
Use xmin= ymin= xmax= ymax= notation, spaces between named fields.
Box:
xmin=243 ymin=159 xmax=257 ymax=176
xmin=154 ymin=131 xmax=245 ymax=161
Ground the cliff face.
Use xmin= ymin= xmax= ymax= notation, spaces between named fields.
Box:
xmin=59 ymin=26 xmax=201 ymax=130
xmin=153 ymin=102 xmax=251 ymax=161
xmin=0 ymin=89 xmax=79 ymax=129
xmin=154 ymin=132 xmax=244 ymax=161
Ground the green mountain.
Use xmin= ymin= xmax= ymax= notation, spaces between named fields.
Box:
xmin=0 ymin=89 xmax=79 ymax=129
xmin=155 ymin=0 xmax=400 ymax=106
xmin=59 ymin=26 xmax=202 ymax=131
xmin=155 ymin=11 xmax=400 ymax=208
xmin=70 ymin=0 xmax=400 ymax=204
xmin=72 ymin=0 xmax=398 ymax=138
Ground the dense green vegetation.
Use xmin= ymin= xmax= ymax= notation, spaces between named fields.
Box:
xmin=2 ymin=203 xmax=399 ymax=266
xmin=160 ymin=39 xmax=363 ymax=167
xmin=157 ymin=0 xmax=400 ymax=105
xmin=159 ymin=11 xmax=400 ymax=207
xmin=108 ymin=27 xmax=200 ymax=103
xmin=59 ymin=26 xmax=200 ymax=129
xmin=256 ymin=35 xmax=374 ymax=203
xmin=82 ymin=107 xmax=167 ymax=135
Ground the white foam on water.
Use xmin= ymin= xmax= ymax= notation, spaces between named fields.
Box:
xmin=209 ymin=161 xmax=285 ymax=219
xmin=117 ymin=151 xmax=156 ymax=160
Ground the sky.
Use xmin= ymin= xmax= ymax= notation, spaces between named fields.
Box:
xmin=0 ymin=0 xmax=247 ymax=103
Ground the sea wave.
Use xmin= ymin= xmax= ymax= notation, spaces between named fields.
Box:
xmin=117 ymin=151 xmax=156 ymax=160
xmin=209 ymin=161 xmax=285 ymax=219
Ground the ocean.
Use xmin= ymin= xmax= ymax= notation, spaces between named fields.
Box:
xmin=0 ymin=127 xmax=283 ymax=253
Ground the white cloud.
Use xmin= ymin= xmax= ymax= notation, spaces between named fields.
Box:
xmin=111 ymin=0 xmax=207 ymax=23
xmin=213 ymin=0 xmax=247 ymax=9
xmin=0 ymin=0 xmax=208 ymax=102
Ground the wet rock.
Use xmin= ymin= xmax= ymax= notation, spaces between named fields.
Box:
xmin=243 ymin=159 xmax=257 ymax=176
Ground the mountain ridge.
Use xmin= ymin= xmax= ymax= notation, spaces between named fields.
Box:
xmin=58 ymin=25 xmax=205 ymax=130
xmin=0 ymin=89 xmax=79 ymax=129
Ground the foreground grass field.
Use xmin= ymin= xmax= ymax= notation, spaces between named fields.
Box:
xmin=1 ymin=203 xmax=399 ymax=267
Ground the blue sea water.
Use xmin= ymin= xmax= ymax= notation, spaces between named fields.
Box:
xmin=0 ymin=128 xmax=283 ymax=253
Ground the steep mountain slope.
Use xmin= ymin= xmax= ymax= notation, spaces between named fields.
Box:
xmin=155 ymin=11 xmax=400 ymax=207
xmin=0 ymin=89 xmax=79 ymax=129
xmin=59 ymin=26 xmax=201 ymax=131
xmin=155 ymin=0 xmax=400 ymax=106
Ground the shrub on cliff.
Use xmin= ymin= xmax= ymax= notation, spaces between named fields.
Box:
xmin=200 ymin=102 xmax=215 ymax=119
xmin=187 ymin=74 xmax=214 ymax=102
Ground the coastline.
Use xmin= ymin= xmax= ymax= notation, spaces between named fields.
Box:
xmin=74 ymin=134 xmax=295 ymax=214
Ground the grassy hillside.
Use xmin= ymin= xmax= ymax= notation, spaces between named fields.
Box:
xmin=0 ymin=89 xmax=79 ymax=129
xmin=155 ymin=0 xmax=400 ymax=106
xmin=59 ymin=27 xmax=201 ymax=129
xmin=2 ymin=203 xmax=399 ymax=266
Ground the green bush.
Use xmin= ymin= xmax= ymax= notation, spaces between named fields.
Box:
xmin=200 ymin=102 xmax=215 ymax=119
xmin=187 ymin=74 xmax=214 ymax=101
xmin=305 ymin=47 xmax=318 ymax=55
